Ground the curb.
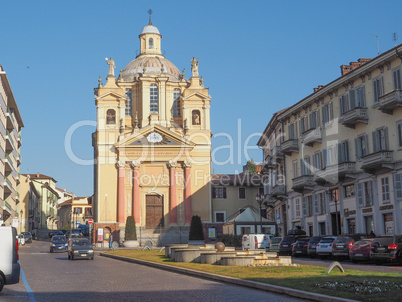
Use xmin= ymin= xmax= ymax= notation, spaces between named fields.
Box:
xmin=100 ymin=252 xmax=357 ymax=302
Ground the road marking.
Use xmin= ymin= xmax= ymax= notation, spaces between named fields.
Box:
xmin=21 ymin=268 xmax=36 ymax=302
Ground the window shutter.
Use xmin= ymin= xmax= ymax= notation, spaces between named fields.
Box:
xmin=323 ymin=148 xmax=327 ymax=168
xmin=345 ymin=140 xmax=349 ymax=161
xmin=394 ymin=173 xmax=402 ymax=200
xmin=223 ymin=187 xmax=227 ymax=199
xmin=373 ymin=79 xmax=379 ymax=103
xmin=212 ymin=187 xmax=216 ymax=198
xmin=317 ymin=110 xmax=320 ymax=126
xmin=349 ymin=90 xmax=356 ymax=109
xmin=302 ymin=197 xmax=307 ymax=217
xmin=356 ymin=182 xmax=364 ymax=207
xmin=372 ymin=131 xmax=377 ymax=153
xmin=384 ymin=127 xmax=389 ymax=149
xmin=364 ymin=135 xmax=369 ymax=156
xmin=361 ymin=86 xmax=366 ymax=107
xmin=295 ymin=122 xmax=298 ymax=138
xmin=330 ymin=102 xmax=334 ymax=121
xmin=339 ymin=97 xmax=343 ymax=116
xmin=321 ymin=106 xmax=325 ymax=125
xmin=379 ymin=77 xmax=384 ymax=96
xmin=288 ymin=125 xmax=292 ymax=139
xmin=314 ymin=194 xmax=319 ymax=214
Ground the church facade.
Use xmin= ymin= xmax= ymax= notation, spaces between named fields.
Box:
xmin=92 ymin=19 xmax=212 ymax=244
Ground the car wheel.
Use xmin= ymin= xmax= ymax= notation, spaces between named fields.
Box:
xmin=0 ymin=274 xmax=4 ymax=292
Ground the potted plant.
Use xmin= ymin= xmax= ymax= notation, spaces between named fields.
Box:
xmin=188 ymin=215 xmax=205 ymax=245
xmin=123 ymin=216 xmax=139 ymax=247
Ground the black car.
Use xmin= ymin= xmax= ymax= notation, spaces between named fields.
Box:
xmin=332 ymin=234 xmax=369 ymax=260
xmin=370 ymin=235 xmax=402 ymax=265
xmin=279 ymin=235 xmax=308 ymax=256
xmin=50 ymin=235 xmax=68 ymax=253
xmin=67 ymin=238 xmax=94 ymax=260
xmin=307 ymin=236 xmax=323 ymax=258
xmin=292 ymin=237 xmax=310 ymax=257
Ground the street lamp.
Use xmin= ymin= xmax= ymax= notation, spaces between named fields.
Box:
xmin=256 ymin=193 xmax=264 ymax=233
xmin=325 ymin=184 xmax=339 ymax=236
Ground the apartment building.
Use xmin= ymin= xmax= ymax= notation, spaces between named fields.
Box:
xmin=58 ymin=196 xmax=93 ymax=230
xmin=0 ymin=65 xmax=23 ymax=227
xmin=259 ymin=45 xmax=402 ymax=237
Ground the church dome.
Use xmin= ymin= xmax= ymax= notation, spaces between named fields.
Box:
xmin=121 ymin=56 xmax=181 ymax=82
xmin=141 ymin=24 xmax=160 ymax=35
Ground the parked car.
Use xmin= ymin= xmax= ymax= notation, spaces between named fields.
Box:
xmin=332 ymin=234 xmax=369 ymax=260
xmin=370 ymin=235 xmax=402 ymax=265
xmin=349 ymin=239 xmax=374 ymax=263
xmin=279 ymin=235 xmax=308 ymax=256
xmin=316 ymin=236 xmax=337 ymax=259
xmin=67 ymin=238 xmax=94 ymax=260
xmin=0 ymin=226 xmax=20 ymax=292
xmin=50 ymin=235 xmax=68 ymax=253
xmin=307 ymin=236 xmax=324 ymax=258
xmin=22 ymin=232 xmax=32 ymax=243
xmin=242 ymin=234 xmax=271 ymax=250
xmin=292 ymin=237 xmax=310 ymax=257
xmin=267 ymin=237 xmax=282 ymax=253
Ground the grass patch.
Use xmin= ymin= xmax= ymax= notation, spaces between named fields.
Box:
xmin=106 ymin=250 xmax=402 ymax=301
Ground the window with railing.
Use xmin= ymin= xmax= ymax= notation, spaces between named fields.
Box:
xmin=372 ymin=127 xmax=388 ymax=152
xmin=338 ymin=140 xmax=349 ymax=163
xmin=381 ymin=177 xmax=390 ymax=203
xmin=373 ymin=76 xmax=384 ymax=104
xmin=355 ymin=134 xmax=368 ymax=159
xmin=393 ymin=68 xmax=401 ymax=90
xmin=349 ymin=86 xmax=366 ymax=108
xmin=356 ymin=181 xmax=373 ymax=207
xmin=322 ymin=102 xmax=333 ymax=125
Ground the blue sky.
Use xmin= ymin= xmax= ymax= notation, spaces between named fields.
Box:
xmin=1 ymin=1 xmax=401 ymax=196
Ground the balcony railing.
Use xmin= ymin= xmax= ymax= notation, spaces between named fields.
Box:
xmin=301 ymin=127 xmax=322 ymax=147
xmin=6 ymin=130 xmax=14 ymax=146
xmin=361 ymin=150 xmax=394 ymax=173
xmin=281 ymin=139 xmax=299 ymax=155
xmin=3 ymin=176 xmax=13 ymax=193
xmin=379 ymin=89 xmax=402 ymax=114
xmin=271 ymin=146 xmax=284 ymax=162
xmin=314 ymin=162 xmax=356 ymax=184
xmin=6 ymin=108 xmax=15 ymax=128
xmin=340 ymin=107 xmax=368 ymax=128
xmin=291 ymin=175 xmax=314 ymax=192
xmin=271 ymin=185 xmax=287 ymax=200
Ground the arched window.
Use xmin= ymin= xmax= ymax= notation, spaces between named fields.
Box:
xmin=150 ymin=84 xmax=159 ymax=113
xmin=125 ymin=89 xmax=132 ymax=116
xmin=192 ymin=110 xmax=201 ymax=125
xmin=173 ymin=88 xmax=181 ymax=117
xmin=106 ymin=109 xmax=116 ymax=125
xmin=149 ymin=38 xmax=154 ymax=49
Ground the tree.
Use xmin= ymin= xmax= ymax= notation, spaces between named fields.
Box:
xmin=245 ymin=159 xmax=257 ymax=175
xmin=189 ymin=215 xmax=204 ymax=240
xmin=124 ymin=216 xmax=137 ymax=241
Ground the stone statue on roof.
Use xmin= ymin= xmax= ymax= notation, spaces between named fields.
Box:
xmin=106 ymin=57 xmax=115 ymax=77
xmin=191 ymin=57 xmax=199 ymax=77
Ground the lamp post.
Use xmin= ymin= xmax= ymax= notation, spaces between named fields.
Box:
xmin=325 ymin=185 xmax=339 ymax=236
xmin=256 ymin=193 xmax=264 ymax=233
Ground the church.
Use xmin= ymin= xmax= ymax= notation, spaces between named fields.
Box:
xmin=92 ymin=16 xmax=212 ymax=244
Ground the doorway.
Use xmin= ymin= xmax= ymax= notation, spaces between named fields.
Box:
xmin=146 ymin=195 xmax=164 ymax=228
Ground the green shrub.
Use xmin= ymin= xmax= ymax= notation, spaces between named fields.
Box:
xmin=124 ymin=216 xmax=137 ymax=241
xmin=189 ymin=215 xmax=204 ymax=240
xmin=216 ymin=234 xmax=242 ymax=247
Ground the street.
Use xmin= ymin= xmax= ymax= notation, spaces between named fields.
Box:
xmin=2 ymin=240 xmax=305 ymax=302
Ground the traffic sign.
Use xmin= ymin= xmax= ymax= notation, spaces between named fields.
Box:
xmin=88 ymin=218 xmax=94 ymax=225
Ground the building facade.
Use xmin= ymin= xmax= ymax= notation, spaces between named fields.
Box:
xmin=259 ymin=45 xmax=402 ymax=237
xmin=92 ymin=19 xmax=212 ymax=244
xmin=0 ymin=65 xmax=23 ymax=227
xmin=58 ymin=196 xmax=93 ymax=230
xmin=20 ymin=173 xmax=60 ymax=238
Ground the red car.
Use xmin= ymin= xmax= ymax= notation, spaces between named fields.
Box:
xmin=349 ymin=239 xmax=374 ymax=263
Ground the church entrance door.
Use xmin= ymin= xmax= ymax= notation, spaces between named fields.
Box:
xmin=146 ymin=195 xmax=164 ymax=228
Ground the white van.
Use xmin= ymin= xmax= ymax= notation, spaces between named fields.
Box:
xmin=0 ymin=226 xmax=20 ymax=291
xmin=242 ymin=234 xmax=271 ymax=250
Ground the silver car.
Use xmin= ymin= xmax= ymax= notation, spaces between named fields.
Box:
xmin=316 ymin=236 xmax=337 ymax=259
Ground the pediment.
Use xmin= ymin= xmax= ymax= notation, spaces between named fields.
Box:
xmin=96 ymin=90 xmax=126 ymax=102
xmin=115 ymin=124 xmax=195 ymax=149
xmin=182 ymin=91 xmax=211 ymax=101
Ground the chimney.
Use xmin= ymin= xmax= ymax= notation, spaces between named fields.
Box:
xmin=314 ymin=85 xmax=325 ymax=92
xmin=340 ymin=64 xmax=352 ymax=75
xmin=36 ymin=172 xmax=40 ymax=178
xmin=341 ymin=58 xmax=372 ymax=76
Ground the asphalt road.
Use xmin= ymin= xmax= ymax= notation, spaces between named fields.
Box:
xmin=1 ymin=240 xmax=306 ymax=302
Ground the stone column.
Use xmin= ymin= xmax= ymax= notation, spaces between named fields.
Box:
xmin=117 ymin=161 xmax=125 ymax=223
xmin=183 ymin=161 xmax=192 ymax=224
xmin=131 ymin=161 xmax=141 ymax=224
xmin=168 ymin=160 xmax=178 ymax=224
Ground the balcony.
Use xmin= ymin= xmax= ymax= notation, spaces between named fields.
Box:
xmin=16 ymin=153 xmax=21 ymax=165
xmin=361 ymin=150 xmax=394 ymax=173
xmin=314 ymin=162 xmax=356 ymax=184
xmin=6 ymin=130 xmax=14 ymax=150
xmin=271 ymin=185 xmax=287 ymax=200
xmin=17 ymin=134 xmax=21 ymax=147
xmin=271 ymin=146 xmax=284 ymax=162
xmin=292 ymin=175 xmax=314 ymax=193
xmin=3 ymin=176 xmax=13 ymax=194
xmin=261 ymin=157 xmax=276 ymax=172
xmin=6 ymin=108 xmax=15 ymax=129
xmin=281 ymin=139 xmax=299 ymax=155
xmin=263 ymin=194 xmax=275 ymax=208
xmin=301 ymin=127 xmax=322 ymax=147
xmin=379 ymin=89 xmax=402 ymax=114
xmin=2 ymin=200 xmax=12 ymax=215
xmin=340 ymin=107 xmax=368 ymax=128
xmin=4 ymin=153 xmax=15 ymax=173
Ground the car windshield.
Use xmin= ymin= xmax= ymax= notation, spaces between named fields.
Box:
xmin=52 ymin=236 xmax=66 ymax=243
xmin=72 ymin=240 xmax=90 ymax=246
xmin=271 ymin=238 xmax=282 ymax=244
xmin=310 ymin=237 xmax=322 ymax=243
